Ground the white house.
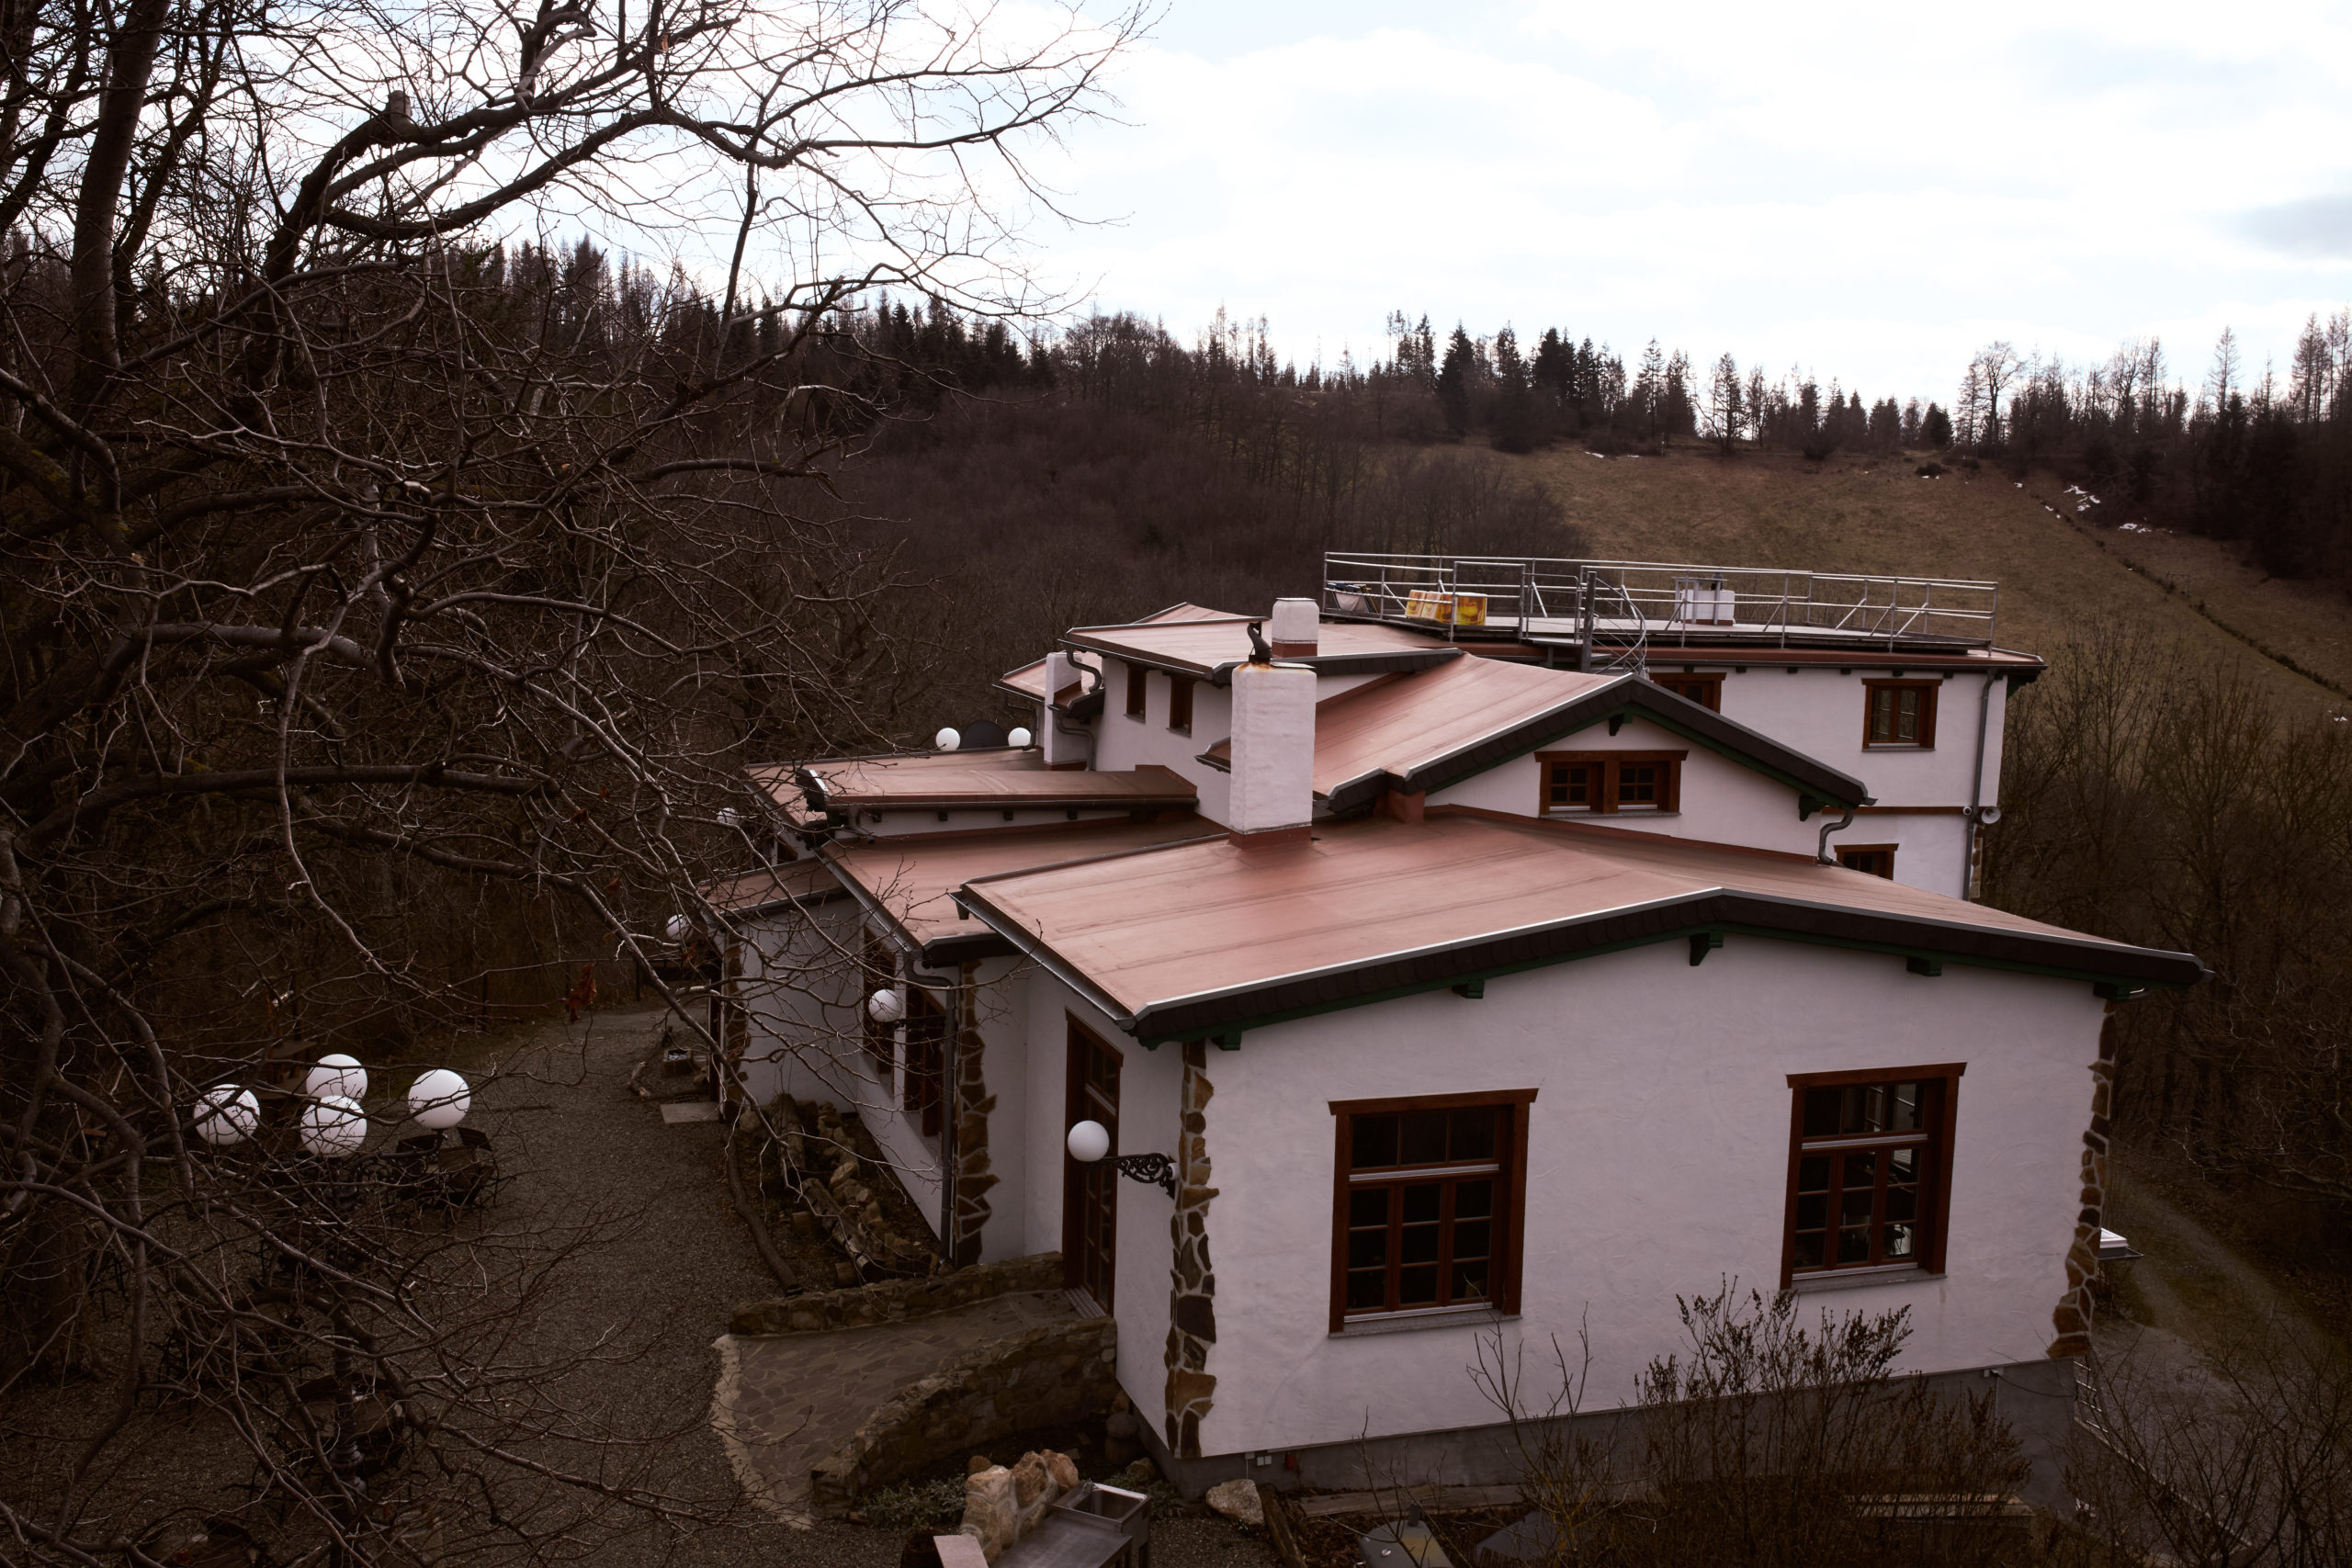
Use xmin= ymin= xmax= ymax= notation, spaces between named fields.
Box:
xmin=706 ymin=554 xmax=2201 ymax=1501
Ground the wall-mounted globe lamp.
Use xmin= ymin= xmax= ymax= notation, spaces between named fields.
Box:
xmin=867 ymin=988 xmax=905 ymax=1025
xmin=1066 ymin=1118 xmax=1176 ymax=1198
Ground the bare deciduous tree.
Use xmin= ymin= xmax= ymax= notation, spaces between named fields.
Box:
xmin=0 ymin=0 xmax=1141 ymax=1558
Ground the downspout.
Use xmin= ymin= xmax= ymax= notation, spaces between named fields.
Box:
xmin=934 ymin=969 xmax=961 ymax=1265
xmin=1816 ymin=805 xmax=1858 ymax=864
xmin=1961 ymin=671 xmax=1997 ymax=899
xmin=1050 ymin=651 xmax=1102 ymax=768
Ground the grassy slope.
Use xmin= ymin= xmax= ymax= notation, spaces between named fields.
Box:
xmin=1487 ymin=443 xmax=2351 ymax=720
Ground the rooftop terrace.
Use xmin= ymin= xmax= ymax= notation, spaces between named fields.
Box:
xmin=1321 ymin=552 xmax=2000 ymax=660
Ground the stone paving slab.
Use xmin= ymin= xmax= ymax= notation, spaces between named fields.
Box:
xmin=712 ymin=1288 xmax=1081 ymax=1527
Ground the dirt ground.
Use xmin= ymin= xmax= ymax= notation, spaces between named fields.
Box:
xmin=0 ymin=1002 xmax=1275 ymax=1566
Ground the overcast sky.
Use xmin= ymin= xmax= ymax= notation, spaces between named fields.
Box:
xmin=1033 ymin=0 xmax=2352 ymax=404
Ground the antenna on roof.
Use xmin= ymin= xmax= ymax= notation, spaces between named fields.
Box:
xmin=1245 ymin=619 xmax=1272 ymax=666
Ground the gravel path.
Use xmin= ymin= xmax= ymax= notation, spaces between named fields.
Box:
xmin=481 ymin=1002 xmax=1272 ymax=1566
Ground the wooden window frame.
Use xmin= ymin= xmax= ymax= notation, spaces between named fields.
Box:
xmin=1124 ymin=660 xmax=1147 ymax=719
xmin=1861 ymin=680 xmax=1939 ymax=750
xmin=1655 ymin=672 xmax=1723 ymax=712
xmin=1535 ymin=750 xmax=1686 ymax=816
xmin=1780 ymin=1064 xmax=1962 ymax=1288
xmin=901 ymin=987 xmax=946 ymax=1139
xmin=1837 ymin=844 xmax=1898 ymax=880
xmin=1167 ymin=674 xmax=1193 ymax=736
xmin=1328 ymin=1089 xmax=1536 ymax=1332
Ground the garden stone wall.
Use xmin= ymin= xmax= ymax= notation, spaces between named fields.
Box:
xmin=808 ymin=1318 xmax=1120 ymax=1511
xmin=729 ymin=1252 xmax=1064 ymax=1337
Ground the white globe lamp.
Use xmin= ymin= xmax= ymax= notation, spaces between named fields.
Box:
xmin=1008 ymin=727 xmax=1033 ymax=749
xmin=409 ymin=1068 xmax=471 ymax=1131
xmin=301 ymin=1094 xmax=368 ymax=1158
xmin=305 ymin=1053 xmax=368 ymax=1100
xmin=664 ymin=914 xmax=692 ymax=943
xmin=934 ymin=727 xmax=960 ymax=751
xmin=1066 ymin=1119 xmax=1112 ymax=1164
xmin=194 ymin=1086 xmax=258 ymax=1146
xmin=866 ymin=988 xmax=904 ymax=1025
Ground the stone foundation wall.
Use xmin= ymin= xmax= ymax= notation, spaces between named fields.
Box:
xmin=1162 ymin=1042 xmax=1218 ymax=1459
xmin=729 ymin=1252 xmax=1064 ymax=1337
xmin=951 ymin=964 xmax=997 ymax=1269
xmin=2047 ymin=1005 xmax=2119 ymax=1359
xmin=808 ymin=1317 xmax=1120 ymax=1510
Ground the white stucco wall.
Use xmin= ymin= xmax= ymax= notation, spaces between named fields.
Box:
xmin=736 ymin=899 xmax=866 ymax=1110
xmin=1717 ymin=667 xmax=2009 ymax=814
xmin=1426 ymin=714 xmax=1824 ymax=857
xmin=1020 ymin=937 xmax=2103 ymax=1459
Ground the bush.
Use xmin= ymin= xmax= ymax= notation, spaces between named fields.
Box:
xmin=859 ymin=1474 xmax=968 ymax=1532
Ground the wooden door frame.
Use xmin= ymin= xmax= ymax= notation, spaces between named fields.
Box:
xmin=1062 ymin=1014 xmax=1121 ymax=1311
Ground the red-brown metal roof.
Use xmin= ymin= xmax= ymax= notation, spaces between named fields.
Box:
xmin=1065 ymin=615 xmax=1451 ymax=679
xmin=752 ymin=750 xmax=1198 ymax=817
xmin=959 ymin=808 xmax=2203 ymax=1037
xmin=1196 ymin=660 xmax=1871 ymax=812
xmin=698 ymin=859 xmax=844 ymax=914
xmin=1202 ymin=658 xmax=1614 ymax=797
xmin=997 ymin=604 xmax=1245 ymax=700
xmin=824 ymin=818 xmax=1221 ymax=961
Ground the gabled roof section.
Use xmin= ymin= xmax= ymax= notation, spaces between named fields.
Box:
xmin=1064 ymin=615 xmax=1461 ymax=684
xmin=752 ymin=750 xmax=1197 ymax=822
xmin=996 ymin=603 xmax=1247 ymax=701
xmin=1199 ymin=660 xmax=1871 ymax=814
xmin=958 ymin=809 xmax=2205 ymax=1042
xmin=824 ymin=818 xmax=1221 ymax=964
xmin=698 ymin=859 xmax=847 ymax=917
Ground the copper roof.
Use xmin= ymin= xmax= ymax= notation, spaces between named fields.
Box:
xmin=825 ymin=818 xmax=1221 ymax=963
xmin=997 ymin=604 xmax=1245 ymax=701
xmin=699 ymin=859 xmax=845 ymax=915
xmin=752 ymin=750 xmax=1198 ymax=818
xmin=1065 ymin=615 xmax=1457 ymax=682
xmin=959 ymin=809 xmax=2204 ymax=1039
xmin=1199 ymin=660 xmax=1871 ymax=812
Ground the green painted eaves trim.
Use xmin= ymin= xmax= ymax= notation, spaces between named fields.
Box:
xmin=1136 ymin=919 xmax=2181 ymax=1047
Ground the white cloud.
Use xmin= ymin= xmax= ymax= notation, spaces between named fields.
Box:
xmin=1027 ymin=0 xmax=2352 ymax=399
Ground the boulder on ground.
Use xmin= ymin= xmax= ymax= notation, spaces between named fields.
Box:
xmin=1205 ymin=1478 xmax=1262 ymax=1526
xmin=960 ymin=1465 xmax=1017 ymax=1559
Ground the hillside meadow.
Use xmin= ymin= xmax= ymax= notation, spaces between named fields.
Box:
xmin=1494 ymin=443 xmax=2352 ymax=717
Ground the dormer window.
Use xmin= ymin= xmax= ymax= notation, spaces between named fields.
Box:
xmin=1863 ymin=681 xmax=1939 ymax=749
xmin=1655 ymin=672 xmax=1722 ymax=711
xmin=1538 ymin=751 xmax=1683 ymax=815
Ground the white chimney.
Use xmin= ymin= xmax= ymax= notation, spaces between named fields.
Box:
xmin=1227 ymin=658 xmax=1315 ymax=844
xmin=1270 ymin=597 xmax=1320 ymax=659
xmin=1041 ymin=651 xmax=1080 ymax=767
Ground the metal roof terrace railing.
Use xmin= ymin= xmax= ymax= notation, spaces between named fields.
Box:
xmin=1320 ymin=553 xmax=2000 ymax=653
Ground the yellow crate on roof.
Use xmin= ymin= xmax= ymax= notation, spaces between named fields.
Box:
xmin=1402 ymin=591 xmax=1487 ymax=626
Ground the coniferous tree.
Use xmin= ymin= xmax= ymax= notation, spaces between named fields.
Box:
xmin=1922 ymin=403 xmax=1954 ymax=448
xmin=1436 ymin=324 xmax=1478 ymax=435
xmin=1492 ymin=326 xmax=1539 ymax=453
xmin=1533 ymin=329 xmax=1575 ymax=425
xmin=1710 ymin=353 xmax=1744 ymax=452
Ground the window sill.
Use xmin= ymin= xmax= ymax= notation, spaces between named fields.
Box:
xmin=1543 ymin=810 xmax=1681 ymax=819
xmin=1860 ymin=744 xmax=1935 ymax=752
xmin=1788 ymin=1264 xmax=1943 ymax=1294
xmin=1332 ymin=1305 xmax=1510 ymax=1338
